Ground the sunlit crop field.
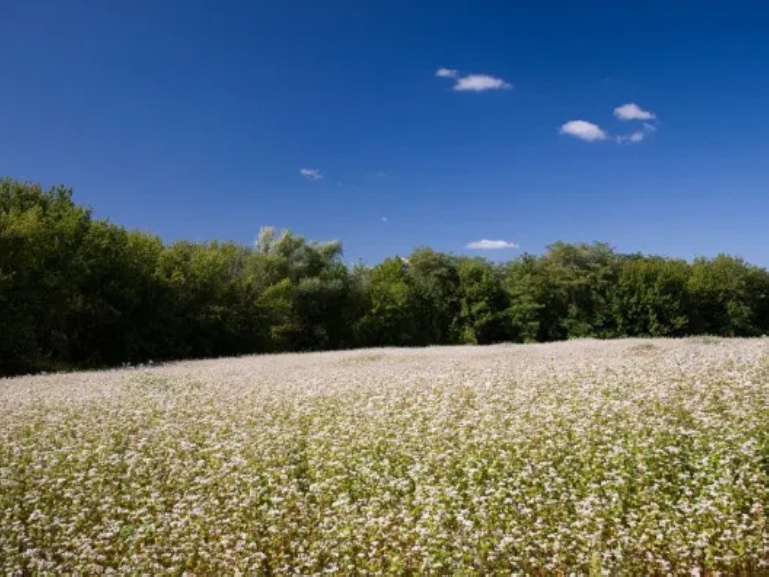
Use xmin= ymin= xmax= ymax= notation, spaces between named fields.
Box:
xmin=2 ymin=338 xmax=769 ymax=575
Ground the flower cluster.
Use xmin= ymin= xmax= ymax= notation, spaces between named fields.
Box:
xmin=2 ymin=338 xmax=769 ymax=575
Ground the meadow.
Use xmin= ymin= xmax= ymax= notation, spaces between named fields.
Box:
xmin=2 ymin=338 xmax=769 ymax=575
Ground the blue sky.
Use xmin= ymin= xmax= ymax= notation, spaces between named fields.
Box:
xmin=3 ymin=1 xmax=769 ymax=265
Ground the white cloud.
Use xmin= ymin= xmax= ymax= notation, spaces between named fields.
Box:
xmin=616 ymin=122 xmax=657 ymax=144
xmin=299 ymin=168 xmax=322 ymax=181
xmin=453 ymin=74 xmax=512 ymax=92
xmin=559 ymin=120 xmax=607 ymax=142
xmin=616 ymin=131 xmax=646 ymax=144
xmin=436 ymin=67 xmax=458 ymax=78
xmin=466 ymin=239 xmax=519 ymax=250
xmin=381 ymin=216 xmax=388 ymax=223
xmin=561 ymin=105 xmax=657 ymax=144
xmin=614 ymin=103 xmax=655 ymax=121
xmin=435 ymin=67 xmax=512 ymax=92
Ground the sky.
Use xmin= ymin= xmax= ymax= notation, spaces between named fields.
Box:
xmin=2 ymin=1 xmax=769 ymax=266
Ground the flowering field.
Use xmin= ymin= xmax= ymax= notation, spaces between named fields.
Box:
xmin=2 ymin=339 xmax=769 ymax=575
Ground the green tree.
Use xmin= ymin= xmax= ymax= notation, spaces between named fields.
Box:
xmin=455 ymin=257 xmax=511 ymax=344
xmin=66 ymin=222 xmax=165 ymax=366
xmin=0 ymin=179 xmax=91 ymax=373
xmin=357 ymin=258 xmax=418 ymax=346
xmin=253 ymin=227 xmax=356 ymax=351
xmin=610 ymin=256 xmax=691 ymax=337
xmin=3 ymin=177 xmax=769 ymax=376
xmin=688 ymin=255 xmax=768 ymax=336
xmin=538 ymin=242 xmax=619 ymax=338
xmin=405 ymin=248 xmax=461 ymax=345
xmin=504 ymin=255 xmax=548 ymax=342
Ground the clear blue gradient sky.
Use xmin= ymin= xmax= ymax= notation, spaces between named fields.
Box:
xmin=2 ymin=1 xmax=769 ymax=265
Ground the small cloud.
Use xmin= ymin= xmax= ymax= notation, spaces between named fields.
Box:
xmin=453 ymin=74 xmax=512 ymax=92
xmin=616 ymin=122 xmax=657 ymax=144
xmin=616 ymin=131 xmax=646 ymax=144
xmin=381 ymin=216 xmax=388 ymax=223
xmin=559 ymin=120 xmax=607 ymax=142
xmin=299 ymin=168 xmax=322 ymax=181
xmin=614 ymin=103 xmax=655 ymax=121
xmin=466 ymin=239 xmax=519 ymax=250
xmin=436 ymin=68 xmax=513 ymax=92
xmin=436 ymin=67 xmax=458 ymax=78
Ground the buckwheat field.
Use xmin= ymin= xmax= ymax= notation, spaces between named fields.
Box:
xmin=2 ymin=338 xmax=769 ymax=575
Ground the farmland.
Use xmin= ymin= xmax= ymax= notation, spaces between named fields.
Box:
xmin=2 ymin=338 xmax=769 ymax=575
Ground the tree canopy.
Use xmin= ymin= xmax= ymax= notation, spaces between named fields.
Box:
xmin=2 ymin=178 xmax=767 ymax=376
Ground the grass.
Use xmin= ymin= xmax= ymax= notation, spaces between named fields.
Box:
xmin=2 ymin=338 xmax=769 ymax=575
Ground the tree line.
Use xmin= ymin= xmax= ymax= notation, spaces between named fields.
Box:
xmin=2 ymin=178 xmax=768 ymax=376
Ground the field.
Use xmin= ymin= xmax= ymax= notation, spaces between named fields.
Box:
xmin=2 ymin=339 xmax=769 ymax=575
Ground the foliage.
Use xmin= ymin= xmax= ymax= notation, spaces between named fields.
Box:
xmin=2 ymin=177 xmax=769 ymax=375
xmin=610 ymin=256 xmax=692 ymax=337
xmin=455 ymin=257 xmax=510 ymax=344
